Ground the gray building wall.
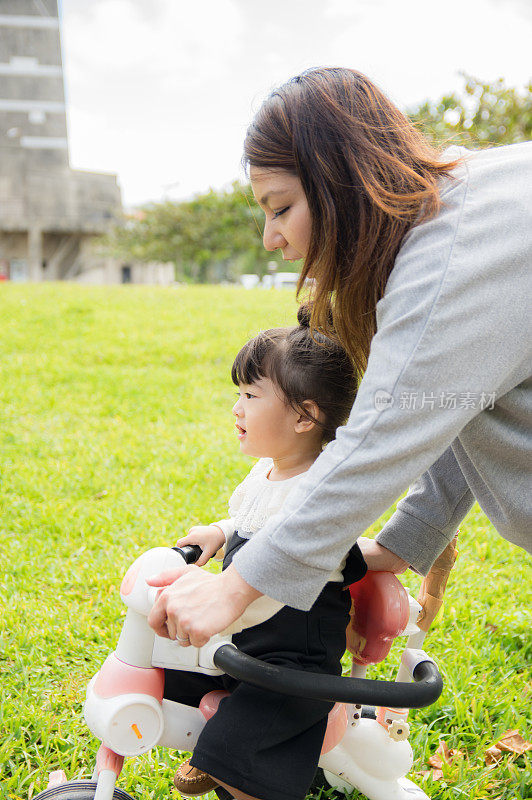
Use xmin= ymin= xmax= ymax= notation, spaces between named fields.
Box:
xmin=0 ymin=0 xmax=123 ymax=281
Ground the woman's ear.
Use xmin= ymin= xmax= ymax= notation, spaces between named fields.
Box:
xmin=294 ymin=400 xmax=323 ymax=434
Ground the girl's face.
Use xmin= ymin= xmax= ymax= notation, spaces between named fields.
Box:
xmin=232 ymin=377 xmax=303 ymax=458
xmin=250 ymin=167 xmax=311 ymax=262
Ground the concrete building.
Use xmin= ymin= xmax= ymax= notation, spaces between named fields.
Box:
xmin=0 ymin=0 xmax=173 ymax=284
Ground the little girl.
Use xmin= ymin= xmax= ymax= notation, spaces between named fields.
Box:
xmin=165 ymin=304 xmax=367 ymax=800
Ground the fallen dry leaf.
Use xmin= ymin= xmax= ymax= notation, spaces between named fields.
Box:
xmin=485 ymin=744 xmax=503 ymax=766
xmin=497 ymin=729 xmax=532 ymax=755
xmin=425 ymin=740 xmax=463 ymax=780
xmin=428 ymin=740 xmax=463 ymax=768
xmin=428 ymin=741 xmax=449 ymax=768
xmin=420 ymin=768 xmax=444 ymax=781
xmin=485 ymin=729 xmax=532 ymax=767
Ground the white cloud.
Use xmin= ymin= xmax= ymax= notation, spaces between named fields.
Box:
xmin=59 ymin=0 xmax=532 ymax=207
xmin=62 ymin=0 xmax=245 ymax=203
xmin=327 ymin=0 xmax=532 ymax=108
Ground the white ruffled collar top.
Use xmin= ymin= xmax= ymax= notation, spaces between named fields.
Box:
xmin=229 ymin=458 xmax=306 ymax=536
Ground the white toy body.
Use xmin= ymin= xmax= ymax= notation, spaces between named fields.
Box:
xmin=42 ymin=546 xmax=439 ymax=800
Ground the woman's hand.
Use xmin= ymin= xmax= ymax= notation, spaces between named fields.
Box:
xmin=175 ymin=525 xmax=226 ymax=566
xmin=358 ymin=537 xmax=409 ymax=573
xmin=146 ymin=564 xmax=262 ymax=647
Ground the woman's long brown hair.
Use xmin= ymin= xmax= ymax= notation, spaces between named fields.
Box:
xmin=243 ymin=67 xmax=461 ymax=379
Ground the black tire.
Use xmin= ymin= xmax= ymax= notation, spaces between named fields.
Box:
xmin=32 ymin=780 xmax=135 ymax=800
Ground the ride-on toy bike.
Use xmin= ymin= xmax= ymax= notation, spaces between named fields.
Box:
xmin=35 ymin=535 xmax=457 ymax=800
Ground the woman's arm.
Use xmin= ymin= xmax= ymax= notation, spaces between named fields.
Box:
xmin=375 ymin=445 xmax=475 ymax=573
xmin=231 ymin=145 xmax=531 ymax=610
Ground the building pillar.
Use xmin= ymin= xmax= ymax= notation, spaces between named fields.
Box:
xmin=28 ymin=226 xmax=43 ymax=281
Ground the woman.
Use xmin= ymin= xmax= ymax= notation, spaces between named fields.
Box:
xmin=148 ymin=67 xmax=531 ymax=648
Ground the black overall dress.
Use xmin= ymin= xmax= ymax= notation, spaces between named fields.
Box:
xmin=164 ymin=534 xmax=366 ymax=800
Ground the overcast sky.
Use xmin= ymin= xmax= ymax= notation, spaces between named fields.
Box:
xmin=58 ymin=0 xmax=532 ymax=207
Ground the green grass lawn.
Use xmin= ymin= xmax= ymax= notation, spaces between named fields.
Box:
xmin=0 ymin=283 xmax=530 ymax=800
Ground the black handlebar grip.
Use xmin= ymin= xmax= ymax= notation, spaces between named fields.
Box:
xmin=172 ymin=544 xmax=203 ymax=564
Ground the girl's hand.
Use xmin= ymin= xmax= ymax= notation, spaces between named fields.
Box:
xmin=358 ymin=537 xmax=409 ymax=573
xmin=146 ymin=564 xmax=262 ymax=646
xmin=175 ymin=525 xmax=226 ymax=567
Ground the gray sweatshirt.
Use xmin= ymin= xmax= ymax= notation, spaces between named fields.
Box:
xmin=233 ymin=142 xmax=532 ymax=611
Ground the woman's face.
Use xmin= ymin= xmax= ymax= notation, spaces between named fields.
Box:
xmin=250 ymin=167 xmax=311 ymax=262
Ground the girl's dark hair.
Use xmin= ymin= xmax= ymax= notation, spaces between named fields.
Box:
xmin=243 ymin=67 xmax=461 ymax=379
xmin=231 ymin=303 xmax=356 ymax=446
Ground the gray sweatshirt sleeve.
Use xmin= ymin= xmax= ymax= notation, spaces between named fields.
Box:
xmin=375 ymin=446 xmax=475 ymax=574
xmin=231 ymin=144 xmax=532 ymax=610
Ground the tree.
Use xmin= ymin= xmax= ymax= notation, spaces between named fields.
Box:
xmin=409 ymin=73 xmax=532 ymax=148
xmin=104 ymin=181 xmax=286 ymax=283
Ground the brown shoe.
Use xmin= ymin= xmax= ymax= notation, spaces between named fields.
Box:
xmin=173 ymin=757 xmax=219 ymax=797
